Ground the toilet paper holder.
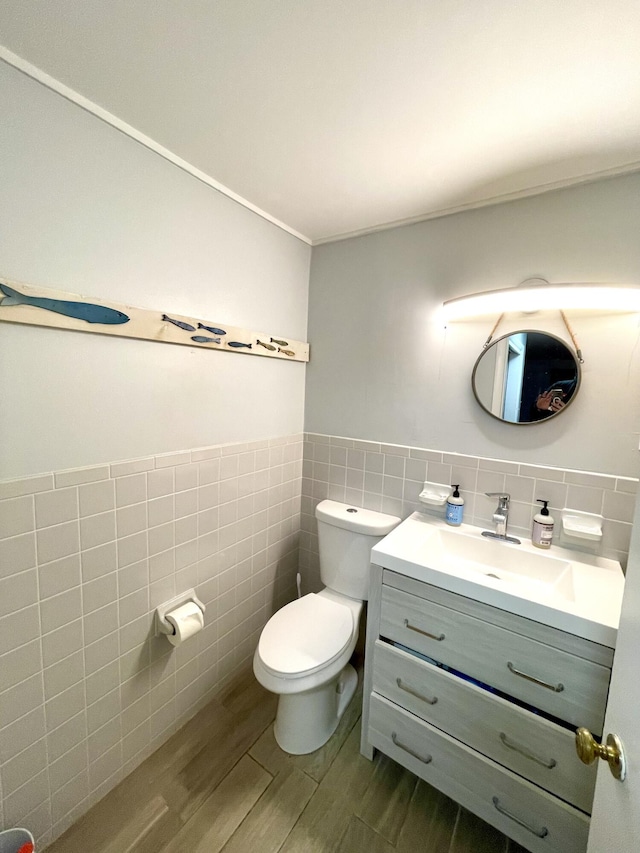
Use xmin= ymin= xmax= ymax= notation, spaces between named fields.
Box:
xmin=155 ymin=589 xmax=206 ymax=637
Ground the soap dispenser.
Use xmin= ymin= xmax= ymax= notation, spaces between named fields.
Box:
xmin=446 ymin=485 xmax=464 ymax=526
xmin=532 ymin=499 xmax=554 ymax=549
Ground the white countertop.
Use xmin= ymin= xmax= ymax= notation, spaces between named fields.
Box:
xmin=371 ymin=512 xmax=625 ymax=648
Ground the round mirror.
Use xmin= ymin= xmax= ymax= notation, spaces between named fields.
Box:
xmin=472 ymin=331 xmax=581 ymax=424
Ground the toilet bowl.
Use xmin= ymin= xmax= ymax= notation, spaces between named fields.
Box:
xmin=253 ymin=500 xmax=400 ymax=755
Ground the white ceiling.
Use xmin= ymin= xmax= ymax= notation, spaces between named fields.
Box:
xmin=2 ymin=0 xmax=640 ymax=244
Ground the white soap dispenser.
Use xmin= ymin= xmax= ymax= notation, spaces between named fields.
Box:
xmin=445 ymin=484 xmax=464 ymax=526
xmin=532 ymin=499 xmax=554 ymax=549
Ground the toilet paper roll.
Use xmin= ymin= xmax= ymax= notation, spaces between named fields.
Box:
xmin=165 ymin=601 xmax=204 ymax=647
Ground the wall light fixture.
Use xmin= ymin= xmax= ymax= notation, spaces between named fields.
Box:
xmin=443 ymin=281 xmax=640 ymax=321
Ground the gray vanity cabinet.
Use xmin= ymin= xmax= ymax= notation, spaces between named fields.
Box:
xmin=361 ymin=565 xmax=614 ymax=853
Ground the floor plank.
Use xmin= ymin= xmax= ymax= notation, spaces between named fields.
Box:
xmin=129 ymin=695 xmax=234 ymax=787
xmin=161 ymin=683 xmax=276 ymax=823
xmin=218 ymin=666 xmax=275 ymax=716
xmin=279 ymin=788 xmax=353 ymax=853
xmin=45 ymin=785 xmax=176 ymax=853
xmin=99 ymin=795 xmax=170 ymax=853
xmin=336 ymin=815 xmax=396 ymax=853
xmin=220 ymin=767 xmax=317 ymax=853
xmin=450 ymin=807 xmax=510 ymax=853
xmin=159 ymin=755 xmax=272 ymax=853
xmin=508 ymin=842 xmax=533 ymax=853
xmin=354 ymin=752 xmax=418 ymax=845
xmin=317 ymin=721 xmax=379 ymax=804
xmin=396 ymin=779 xmax=460 ymax=853
xmin=118 ymin=804 xmax=183 ymax=853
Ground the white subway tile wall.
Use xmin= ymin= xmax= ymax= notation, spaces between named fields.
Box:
xmin=300 ymin=433 xmax=637 ymax=591
xmin=0 ymin=435 xmax=302 ymax=849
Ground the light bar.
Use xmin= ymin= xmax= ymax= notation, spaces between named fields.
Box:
xmin=443 ymin=284 xmax=640 ymax=321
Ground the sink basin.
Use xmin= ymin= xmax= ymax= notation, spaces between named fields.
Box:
xmin=371 ymin=512 xmax=625 ymax=647
xmin=417 ymin=527 xmax=575 ymax=602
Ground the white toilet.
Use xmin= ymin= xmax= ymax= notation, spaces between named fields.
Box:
xmin=253 ymin=499 xmax=400 ymax=754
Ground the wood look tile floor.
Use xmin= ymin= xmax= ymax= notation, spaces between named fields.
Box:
xmin=47 ymin=667 xmax=529 ymax=853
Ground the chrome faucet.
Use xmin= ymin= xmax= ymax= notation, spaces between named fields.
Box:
xmin=482 ymin=492 xmax=521 ymax=544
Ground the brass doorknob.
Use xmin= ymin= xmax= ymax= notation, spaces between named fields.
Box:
xmin=575 ymin=727 xmax=626 ymax=781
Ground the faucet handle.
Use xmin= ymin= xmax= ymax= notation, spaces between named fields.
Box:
xmin=486 ymin=492 xmax=510 ymax=510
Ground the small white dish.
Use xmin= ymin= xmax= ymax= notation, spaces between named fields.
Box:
xmin=561 ymin=509 xmax=603 ymax=541
xmin=418 ymin=481 xmax=450 ymax=506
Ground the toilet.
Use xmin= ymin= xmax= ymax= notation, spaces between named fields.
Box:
xmin=253 ymin=499 xmax=400 ymax=754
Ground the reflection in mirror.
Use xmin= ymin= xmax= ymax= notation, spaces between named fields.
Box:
xmin=472 ymin=331 xmax=581 ymax=424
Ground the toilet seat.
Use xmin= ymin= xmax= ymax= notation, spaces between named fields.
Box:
xmin=258 ymin=593 xmax=354 ymax=678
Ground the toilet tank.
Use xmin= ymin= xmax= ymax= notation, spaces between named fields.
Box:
xmin=315 ymin=500 xmax=401 ymax=600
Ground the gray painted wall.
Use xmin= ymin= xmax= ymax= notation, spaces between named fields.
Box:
xmin=306 ymin=175 xmax=640 ymax=476
xmin=0 ymin=63 xmax=310 ymax=479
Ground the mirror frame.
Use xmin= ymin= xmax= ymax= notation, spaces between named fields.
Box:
xmin=471 ymin=329 xmax=582 ymax=425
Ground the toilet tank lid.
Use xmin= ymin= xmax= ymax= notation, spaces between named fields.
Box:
xmin=315 ymin=500 xmax=401 ymax=535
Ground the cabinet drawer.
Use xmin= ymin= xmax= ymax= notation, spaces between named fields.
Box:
xmin=368 ymin=693 xmax=590 ymax=853
xmin=373 ymin=640 xmax=596 ymax=813
xmin=380 ymin=585 xmax=610 ymax=734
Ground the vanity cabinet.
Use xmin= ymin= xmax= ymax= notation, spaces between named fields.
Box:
xmin=361 ymin=566 xmax=614 ymax=853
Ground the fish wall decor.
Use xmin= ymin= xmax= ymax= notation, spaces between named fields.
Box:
xmin=0 ymin=275 xmax=310 ymax=363
xmin=0 ymin=283 xmax=130 ymax=325
xmin=162 ymin=314 xmax=196 ymax=332
xmin=198 ymin=323 xmax=226 ymax=336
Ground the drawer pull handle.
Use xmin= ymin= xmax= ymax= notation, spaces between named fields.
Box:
xmin=507 ymin=661 xmax=564 ymax=693
xmin=396 ymin=678 xmax=438 ymax=705
xmin=499 ymin=732 xmax=557 ymax=769
xmin=391 ymin=732 xmax=433 ymax=764
xmin=403 ymin=619 xmax=445 ymax=641
xmin=492 ymin=796 xmax=549 ymax=838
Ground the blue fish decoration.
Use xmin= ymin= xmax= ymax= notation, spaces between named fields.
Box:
xmin=191 ymin=335 xmax=221 ymax=344
xmin=0 ymin=283 xmax=130 ymax=325
xmin=162 ymin=314 xmax=196 ymax=332
xmin=198 ymin=323 xmax=226 ymax=336
xmin=228 ymin=341 xmax=252 ymax=349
